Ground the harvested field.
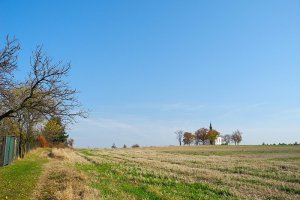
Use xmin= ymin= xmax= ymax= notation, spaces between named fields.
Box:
xmin=1 ymin=146 xmax=299 ymax=199
xmin=77 ymin=145 xmax=300 ymax=200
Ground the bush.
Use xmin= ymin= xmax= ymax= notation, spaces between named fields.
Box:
xmin=132 ymin=144 xmax=140 ymax=148
xmin=37 ymin=135 xmax=49 ymax=148
xmin=67 ymin=138 xmax=74 ymax=148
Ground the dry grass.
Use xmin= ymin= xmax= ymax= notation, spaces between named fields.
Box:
xmin=50 ymin=148 xmax=89 ymax=164
xmin=78 ymin=145 xmax=300 ymax=199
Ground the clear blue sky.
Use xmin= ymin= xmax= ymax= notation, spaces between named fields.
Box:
xmin=1 ymin=1 xmax=300 ymax=147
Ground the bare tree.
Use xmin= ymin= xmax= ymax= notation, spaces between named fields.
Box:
xmin=0 ymin=36 xmax=20 ymax=90
xmin=195 ymin=128 xmax=208 ymax=145
xmin=231 ymin=130 xmax=242 ymax=145
xmin=0 ymin=37 xmax=86 ymax=124
xmin=174 ymin=130 xmax=184 ymax=146
xmin=223 ymin=134 xmax=231 ymax=145
xmin=16 ymin=108 xmax=43 ymax=157
xmin=0 ymin=36 xmax=86 ymax=158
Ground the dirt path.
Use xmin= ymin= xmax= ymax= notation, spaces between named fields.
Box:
xmin=32 ymin=148 xmax=100 ymax=200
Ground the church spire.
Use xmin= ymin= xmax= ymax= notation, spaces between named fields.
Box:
xmin=209 ymin=122 xmax=212 ymax=131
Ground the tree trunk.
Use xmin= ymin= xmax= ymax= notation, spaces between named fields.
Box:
xmin=18 ymin=134 xmax=23 ymax=158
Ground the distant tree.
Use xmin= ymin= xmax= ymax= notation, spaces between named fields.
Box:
xmin=123 ymin=144 xmax=127 ymax=148
xmin=111 ymin=143 xmax=117 ymax=149
xmin=195 ymin=128 xmax=208 ymax=145
xmin=132 ymin=144 xmax=140 ymax=148
xmin=43 ymin=117 xmax=68 ymax=145
xmin=231 ymin=130 xmax=242 ymax=145
xmin=262 ymin=142 xmax=265 ymax=145
xmin=174 ymin=130 xmax=184 ymax=146
xmin=223 ymin=134 xmax=231 ymax=145
xmin=183 ymin=132 xmax=194 ymax=146
xmin=67 ymin=138 xmax=74 ymax=148
xmin=207 ymin=129 xmax=220 ymax=145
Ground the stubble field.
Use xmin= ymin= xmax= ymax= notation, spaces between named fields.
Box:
xmin=1 ymin=145 xmax=300 ymax=200
xmin=76 ymin=145 xmax=300 ymax=199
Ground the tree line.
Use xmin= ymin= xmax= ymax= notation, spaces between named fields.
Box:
xmin=175 ymin=128 xmax=242 ymax=146
xmin=0 ymin=36 xmax=85 ymax=157
xmin=111 ymin=143 xmax=140 ymax=149
xmin=262 ymin=142 xmax=300 ymax=146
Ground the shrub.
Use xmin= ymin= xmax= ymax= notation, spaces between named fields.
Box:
xmin=37 ymin=135 xmax=49 ymax=148
xmin=132 ymin=144 xmax=140 ymax=148
xmin=67 ymin=138 xmax=74 ymax=148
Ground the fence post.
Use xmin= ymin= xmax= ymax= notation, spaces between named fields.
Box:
xmin=0 ymin=136 xmax=4 ymax=166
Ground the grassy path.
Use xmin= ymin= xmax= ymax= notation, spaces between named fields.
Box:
xmin=32 ymin=148 xmax=99 ymax=200
xmin=0 ymin=149 xmax=48 ymax=200
xmin=0 ymin=148 xmax=99 ymax=200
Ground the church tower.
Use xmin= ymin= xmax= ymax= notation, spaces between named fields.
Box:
xmin=209 ymin=122 xmax=212 ymax=131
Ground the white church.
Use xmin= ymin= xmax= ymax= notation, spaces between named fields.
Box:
xmin=210 ymin=123 xmax=223 ymax=145
xmin=215 ymin=136 xmax=223 ymax=145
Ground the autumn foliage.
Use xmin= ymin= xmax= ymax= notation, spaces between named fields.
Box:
xmin=175 ymin=125 xmax=242 ymax=145
xmin=207 ymin=129 xmax=220 ymax=145
xmin=183 ymin=132 xmax=194 ymax=145
xmin=37 ymin=135 xmax=49 ymax=148
xmin=195 ymin=128 xmax=209 ymax=145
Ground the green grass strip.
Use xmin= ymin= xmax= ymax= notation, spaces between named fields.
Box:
xmin=0 ymin=149 xmax=48 ymax=200
xmin=76 ymin=162 xmax=236 ymax=200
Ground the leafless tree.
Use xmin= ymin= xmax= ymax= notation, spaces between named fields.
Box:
xmin=0 ymin=36 xmax=20 ymax=90
xmin=0 ymin=36 xmax=86 ymax=158
xmin=231 ymin=130 xmax=242 ymax=145
xmin=223 ymin=134 xmax=231 ymax=145
xmin=16 ymin=108 xmax=43 ymax=157
xmin=174 ymin=130 xmax=184 ymax=146
xmin=195 ymin=128 xmax=208 ymax=145
xmin=0 ymin=37 xmax=86 ymax=124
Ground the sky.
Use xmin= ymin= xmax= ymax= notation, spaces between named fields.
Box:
xmin=1 ymin=0 xmax=300 ymax=147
